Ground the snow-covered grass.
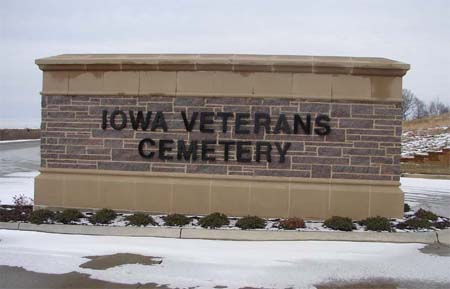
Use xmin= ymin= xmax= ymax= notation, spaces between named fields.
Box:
xmin=0 ymin=230 xmax=449 ymax=289
xmin=401 ymin=126 xmax=450 ymax=157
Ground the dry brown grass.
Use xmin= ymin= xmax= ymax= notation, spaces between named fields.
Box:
xmin=0 ymin=129 xmax=40 ymax=141
xmin=403 ymin=113 xmax=450 ymax=131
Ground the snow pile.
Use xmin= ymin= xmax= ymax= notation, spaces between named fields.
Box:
xmin=0 ymin=230 xmax=449 ymax=289
xmin=402 ymin=126 xmax=450 ymax=157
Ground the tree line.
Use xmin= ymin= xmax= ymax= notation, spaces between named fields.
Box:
xmin=402 ymin=89 xmax=449 ymax=120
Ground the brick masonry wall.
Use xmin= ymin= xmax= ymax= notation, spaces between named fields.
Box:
xmin=41 ymin=95 xmax=402 ymax=181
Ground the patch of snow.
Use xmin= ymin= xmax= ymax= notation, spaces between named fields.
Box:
xmin=401 ymin=126 xmax=450 ymax=157
xmin=0 ymin=139 xmax=40 ymax=144
xmin=401 ymin=177 xmax=450 ymax=217
xmin=0 ymin=171 xmax=38 ymax=205
xmin=0 ymin=230 xmax=449 ymax=289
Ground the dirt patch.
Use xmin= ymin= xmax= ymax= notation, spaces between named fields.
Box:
xmin=315 ymin=278 xmax=450 ymax=289
xmin=419 ymin=242 xmax=450 ymax=256
xmin=316 ymin=279 xmax=398 ymax=289
xmin=79 ymin=253 xmax=162 ymax=270
xmin=0 ymin=265 xmax=169 ymax=289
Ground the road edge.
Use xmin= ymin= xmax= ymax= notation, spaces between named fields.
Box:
xmin=1 ymin=222 xmax=448 ymax=244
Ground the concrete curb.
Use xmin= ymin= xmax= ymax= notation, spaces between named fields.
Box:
xmin=2 ymin=222 xmax=447 ymax=243
xmin=436 ymin=229 xmax=450 ymax=245
xmin=180 ymin=228 xmax=438 ymax=243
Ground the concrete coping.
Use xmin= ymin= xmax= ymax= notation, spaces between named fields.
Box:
xmin=35 ymin=54 xmax=410 ymax=76
xmin=40 ymin=168 xmax=401 ymax=187
xmin=1 ymin=222 xmax=448 ymax=244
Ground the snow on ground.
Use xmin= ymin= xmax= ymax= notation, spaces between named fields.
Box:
xmin=401 ymin=177 xmax=450 ymax=218
xmin=402 ymin=126 xmax=450 ymax=157
xmin=0 ymin=171 xmax=37 ymax=205
xmin=0 ymin=139 xmax=40 ymax=144
xmin=0 ymin=230 xmax=449 ymax=289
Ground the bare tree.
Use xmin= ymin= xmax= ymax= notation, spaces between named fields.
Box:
xmin=428 ymin=97 xmax=449 ymax=116
xmin=402 ymin=89 xmax=416 ymax=120
xmin=414 ymin=97 xmax=429 ymax=119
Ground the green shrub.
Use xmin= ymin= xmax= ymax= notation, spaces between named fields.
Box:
xmin=397 ymin=218 xmax=431 ymax=230
xmin=163 ymin=214 xmax=190 ymax=226
xmin=125 ymin=213 xmax=156 ymax=226
xmin=323 ymin=216 xmax=354 ymax=231
xmin=414 ymin=209 xmax=438 ymax=221
xmin=236 ymin=216 xmax=266 ymax=230
xmin=199 ymin=212 xmax=229 ymax=229
xmin=89 ymin=208 xmax=117 ymax=225
xmin=360 ymin=216 xmax=392 ymax=232
xmin=55 ymin=209 xmax=83 ymax=224
xmin=279 ymin=217 xmax=306 ymax=230
xmin=29 ymin=209 xmax=55 ymax=225
xmin=404 ymin=203 xmax=411 ymax=212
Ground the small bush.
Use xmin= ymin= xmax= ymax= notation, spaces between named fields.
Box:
xmin=414 ymin=209 xmax=438 ymax=221
xmin=360 ymin=216 xmax=392 ymax=232
xmin=323 ymin=216 xmax=354 ymax=231
xmin=199 ymin=212 xmax=229 ymax=229
xmin=279 ymin=217 xmax=306 ymax=230
xmin=89 ymin=208 xmax=117 ymax=225
xmin=29 ymin=209 xmax=55 ymax=225
xmin=236 ymin=216 xmax=266 ymax=230
xmin=163 ymin=214 xmax=190 ymax=226
xmin=55 ymin=209 xmax=83 ymax=224
xmin=0 ymin=206 xmax=32 ymax=222
xmin=125 ymin=213 xmax=156 ymax=226
xmin=13 ymin=194 xmax=33 ymax=207
xmin=396 ymin=218 xmax=431 ymax=230
xmin=404 ymin=203 xmax=411 ymax=212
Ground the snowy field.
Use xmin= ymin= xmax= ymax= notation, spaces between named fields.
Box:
xmin=402 ymin=126 xmax=450 ymax=157
xmin=0 ymin=229 xmax=449 ymax=289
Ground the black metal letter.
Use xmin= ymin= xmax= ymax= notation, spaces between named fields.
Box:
xmin=129 ymin=111 xmax=152 ymax=130
xmin=138 ymin=138 xmax=155 ymax=159
xmin=219 ymin=140 xmax=235 ymax=161
xmin=177 ymin=140 xmax=198 ymax=161
xmin=235 ymin=113 xmax=250 ymax=134
xmin=201 ymin=140 xmax=216 ymax=161
xmin=274 ymin=114 xmax=292 ymax=134
xmin=293 ymin=114 xmax=312 ymax=135
xmin=200 ymin=112 xmax=215 ymax=133
xmin=256 ymin=142 xmax=272 ymax=162
xmin=254 ymin=113 xmax=271 ymax=134
xmin=314 ymin=114 xmax=331 ymax=136
xmin=181 ymin=111 xmax=198 ymax=132
xmin=236 ymin=141 xmax=252 ymax=162
xmin=151 ymin=112 xmax=168 ymax=132
xmin=110 ymin=110 xmax=127 ymax=130
xmin=159 ymin=139 xmax=174 ymax=160
xmin=274 ymin=142 xmax=291 ymax=163
xmin=101 ymin=109 xmax=107 ymax=130
xmin=217 ymin=112 xmax=233 ymax=133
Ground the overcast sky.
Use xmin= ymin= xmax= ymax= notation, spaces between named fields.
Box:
xmin=0 ymin=0 xmax=449 ymax=128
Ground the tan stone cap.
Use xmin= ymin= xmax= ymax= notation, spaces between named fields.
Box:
xmin=36 ymin=54 xmax=410 ymax=76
